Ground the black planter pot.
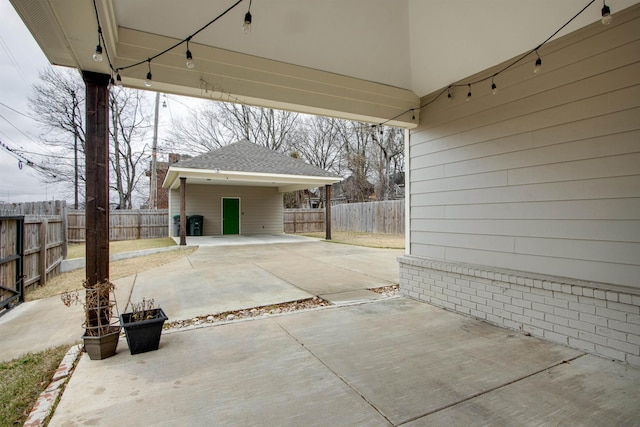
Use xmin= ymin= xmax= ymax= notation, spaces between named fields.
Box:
xmin=120 ymin=308 xmax=168 ymax=355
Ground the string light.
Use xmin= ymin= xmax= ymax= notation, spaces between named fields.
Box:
xmin=93 ymin=26 xmax=103 ymax=62
xmin=185 ymin=38 xmax=195 ymax=69
xmin=88 ymin=0 xmax=605 ymax=130
xmin=377 ymin=0 xmax=601 ymax=127
xmin=411 ymin=109 xmax=415 ymax=120
xmin=244 ymin=0 xmax=253 ymax=33
xmin=90 ymin=0 xmax=244 ymax=89
xmin=534 ymin=50 xmax=542 ymax=74
xmin=145 ymin=59 xmax=153 ymax=87
xmin=601 ymin=1 xmax=613 ymax=24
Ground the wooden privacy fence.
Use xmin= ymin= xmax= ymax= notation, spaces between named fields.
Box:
xmin=332 ymin=200 xmax=404 ymax=234
xmin=284 ymin=200 xmax=405 ymax=235
xmin=284 ymin=209 xmax=325 ymax=233
xmin=23 ymin=216 xmax=66 ymax=290
xmin=0 ymin=216 xmax=24 ymax=310
xmin=0 ymin=214 xmax=66 ymax=308
xmin=67 ymin=209 xmax=169 ymax=242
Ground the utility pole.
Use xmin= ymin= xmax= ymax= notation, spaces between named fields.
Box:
xmin=149 ymin=92 xmax=160 ymax=209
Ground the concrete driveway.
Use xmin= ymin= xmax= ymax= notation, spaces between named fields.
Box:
xmin=0 ymin=237 xmax=401 ymax=362
xmin=130 ymin=239 xmax=403 ymax=319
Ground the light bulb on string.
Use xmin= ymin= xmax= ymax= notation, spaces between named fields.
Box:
xmin=93 ymin=44 xmax=103 ymax=62
xmin=412 ymin=110 xmax=416 ymax=120
xmin=92 ymin=26 xmax=103 ymax=62
xmin=185 ymin=39 xmax=195 ymax=69
xmin=466 ymin=84 xmax=472 ymax=102
xmin=243 ymin=11 xmax=252 ymax=33
xmin=491 ymin=76 xmax=498 ymax=95
xmin=447 ymin=87 xmax=452 ymax=102
xmin=115 ymin=71 xmax=123 ymax=87
xmin=534 ymin=50 xmax=542 ymax=74
xmin=144 ymin=60 xmax=153 ymax=87
xmin=243 ymin=0 xmax=253 ymax=33
xmin=601 ymin=1 xmax=613 ymax=25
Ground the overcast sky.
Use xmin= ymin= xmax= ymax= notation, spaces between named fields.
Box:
xmin=0 ymin=0 xmax=201 ymax=205
xmin=0 ymin=1 xmax=57 ymax=203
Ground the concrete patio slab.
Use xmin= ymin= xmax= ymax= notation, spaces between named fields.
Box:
xmin=131 ymin=259 xmax=312 ymax=321
xmin=408 ymin=354 xmax=640 ymax=426
xmin=275 ymin=298 xmax=584 ymax=426
xmin=49 ymin=298 xmax=640 ymax=426
xmin=50 ymin=317 xmax=388 ymax=427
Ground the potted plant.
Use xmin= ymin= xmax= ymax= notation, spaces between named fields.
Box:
xmin=61 ymin=280 xmax=120 ymax=360
xmin=120 ymin=297 xmax=168 ymax=355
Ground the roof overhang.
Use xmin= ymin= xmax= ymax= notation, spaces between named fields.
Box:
xmin=10 ymin=0 xmax=640 ymax=128
xmin=163 ymin=167 xmax=342 ymax=193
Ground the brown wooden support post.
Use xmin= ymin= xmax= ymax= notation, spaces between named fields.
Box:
xmin=83 ymin=71 xmax=110 ymax=328
xmin=179 ymin=177 xmax=187 ymax=246
xmin=325 ymin=184 xmax=332 ymax=240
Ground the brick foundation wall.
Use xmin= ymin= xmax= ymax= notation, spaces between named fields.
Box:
xmin=399 ymin=256 xmax=640 ymax=367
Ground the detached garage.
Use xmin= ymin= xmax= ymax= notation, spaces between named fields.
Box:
xmin=162 ymin=139 xmax=341 ymax=239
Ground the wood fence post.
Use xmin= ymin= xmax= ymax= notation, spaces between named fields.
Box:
xmin=325 ymin=185 xmax=332 ymax=240
xmin=59 ymin=200 xmax=68 ymax=259
xmin=293 ymin=211 xmax=297 ymax=233
xmin=39 ymin=218 xmax=48 ymax=288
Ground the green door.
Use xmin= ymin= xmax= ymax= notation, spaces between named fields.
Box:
xmin=222 ymin=198 xmax=240 ymax=235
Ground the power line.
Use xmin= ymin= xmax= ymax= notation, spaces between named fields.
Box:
xmin=0 ymin=101 xmax=38 ymax=121
xmin=0 ymin=112 xmax=41 ymax=146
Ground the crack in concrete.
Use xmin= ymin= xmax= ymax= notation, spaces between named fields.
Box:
xmin=275 ymin=319 xmax=395 ymax=426
xmin=396 ymin=353 xmax=588 ymax=426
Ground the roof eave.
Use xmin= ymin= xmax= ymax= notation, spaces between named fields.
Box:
xmin=163 ymin=167 xmax=341 ymax=190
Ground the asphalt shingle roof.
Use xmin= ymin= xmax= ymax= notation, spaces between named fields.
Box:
xmin=172 ymin=139 xmax=339 ymax=178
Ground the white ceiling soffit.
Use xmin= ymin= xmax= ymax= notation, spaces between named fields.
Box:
xmin=10 ymin=0 xmax=640 ymax=126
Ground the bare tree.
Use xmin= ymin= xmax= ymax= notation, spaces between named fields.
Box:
xmin=337 ymin=121 xmax=375 ymax=202
xmin=109 ymin=88 xmax=151 ymax=209
xmin=29 ymin=67 xmax=86 ymax=207
xmin=372 ymin=126 xmax=404 ymax=200
xmin=292 ymin=116 xmax=343 ymax=173
xmin=30 ymin=66 xmax=152 ymax=208
xmin=168 ymin=102 xmax=299 ymax=154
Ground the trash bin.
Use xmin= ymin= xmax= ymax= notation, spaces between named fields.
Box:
xmin=172 ymin=215 xmax=180 ymax=237
xmin=189 ymin=215 xmax=204 ymax=236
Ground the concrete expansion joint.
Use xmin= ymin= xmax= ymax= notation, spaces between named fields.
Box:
xmin=274 ymin=320 xmax=395 ymax=426
xmin=23 ymin=344 xmax=82 ymax=427
xmin=396 ymin=353 xmax=588 ymax=426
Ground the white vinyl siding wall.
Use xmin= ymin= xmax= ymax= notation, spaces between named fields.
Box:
xmin=169 ymin=185 xmax=284 ymax=235
xmin=400 ymin=5 xmax=640 ymax=366
xmin=408 ymin=8 xmax=640 ymax=289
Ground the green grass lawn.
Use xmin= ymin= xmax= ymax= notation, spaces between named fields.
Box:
xmin=0 ymin=345 xmax=70 ymax=426
xmin=66 ymin=237 xmax=177 ymax=259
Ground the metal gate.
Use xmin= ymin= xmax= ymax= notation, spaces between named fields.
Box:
xmin=0 ymin=216 xmax=24 ymax=314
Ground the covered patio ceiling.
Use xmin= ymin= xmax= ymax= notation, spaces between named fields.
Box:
xmin=11 ymin=0 xmax=640 ymax=127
